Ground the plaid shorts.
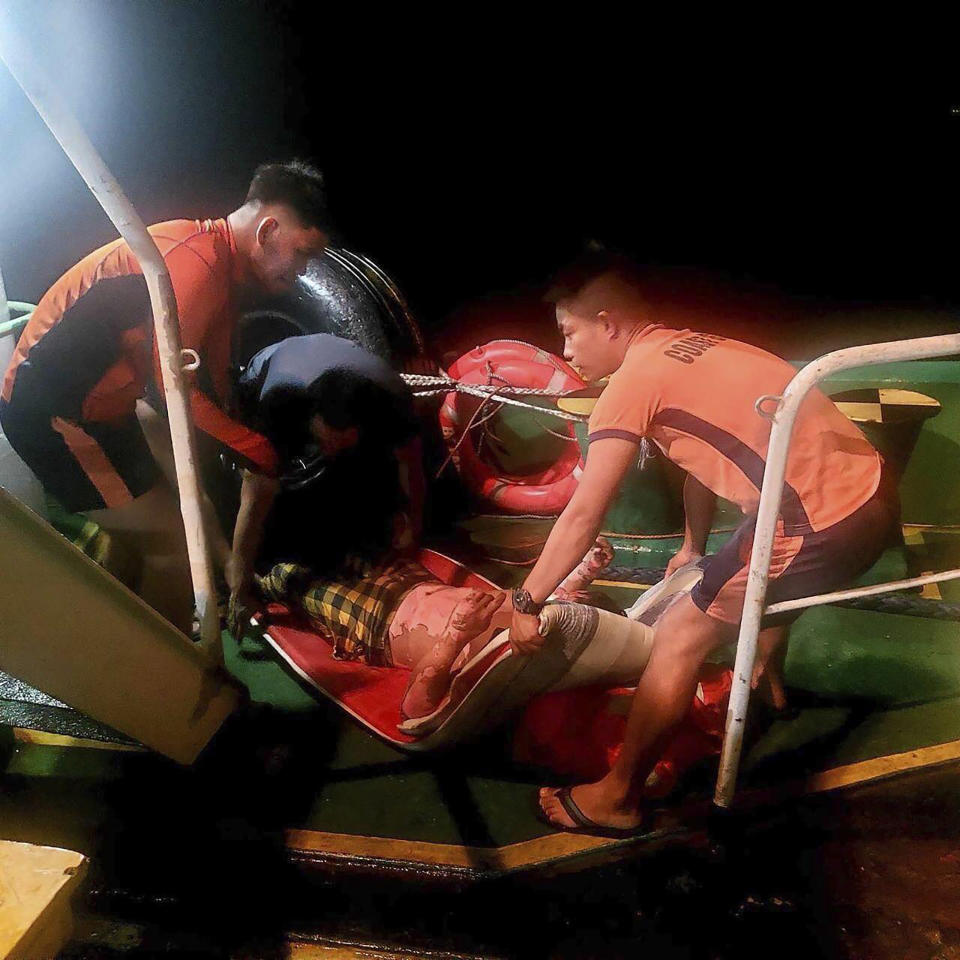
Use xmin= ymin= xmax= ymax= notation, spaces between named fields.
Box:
xmin=256 ymin=556 xmax=437 ymax=665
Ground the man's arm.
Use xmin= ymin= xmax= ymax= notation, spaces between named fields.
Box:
xmin=188 ymin=390 xmax=279 ymax=476
xmin=509 ymin=436 xmax=638 ymax=653
xmin=225 ymin=469 xmax=279 ymax=636
xmin=393 ymin=436 xmax=425 ymax=550
xmin=665 ymin=473 xmax=717 ymax=576
xmin=153 ymin=241 xmax=280 ymax=476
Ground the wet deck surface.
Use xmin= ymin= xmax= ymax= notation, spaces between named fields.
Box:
xmin=27 ymin=761 xmax=960 ymax=958
xmin=2 ymin=596 xmax=959 ymax=958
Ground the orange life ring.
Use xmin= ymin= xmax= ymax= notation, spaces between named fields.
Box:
xmin=439 ymin=340 xmax=586 ymax=515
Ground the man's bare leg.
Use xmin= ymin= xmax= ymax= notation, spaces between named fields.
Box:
xmin=540 ymin=594 xmax=730 ymax=831
xmin=751 ymin=624 xmax=789 ymax=711
xmin=391 ymin=588 xmax=508 ymax=720
xmin=136 ymin=401 xmax=230 ymax=568
xmin=85 ymin=481 xmax=194 ymax=634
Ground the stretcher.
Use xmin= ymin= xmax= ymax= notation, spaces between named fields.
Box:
xmin=258 ymin=549 xmax=710 ymax=752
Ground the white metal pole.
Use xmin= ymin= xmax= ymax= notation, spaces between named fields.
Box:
xmin=0 ymin=30 xmax=222 ymax=660
xmin=0 ymin=266 xmax=9 ymax=327
xmin=765 ymin=567 xmax=960 ymax=617
xmin=714 ymin=332 xmax=960 ymax=809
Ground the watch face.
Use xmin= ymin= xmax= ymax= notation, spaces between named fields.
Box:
xmin=513 ymin=588 xmax=539 ymax=614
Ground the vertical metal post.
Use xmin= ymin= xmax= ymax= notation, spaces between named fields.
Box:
xmin=0 ymin=30 xmax=221 ymax=660
xmin=714 ymin=332 xmax=960 ymax=809
xmin=0 ymin=267 xmax=9 ymax=327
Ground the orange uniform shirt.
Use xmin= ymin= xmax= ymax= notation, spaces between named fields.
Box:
xmin=587 ymin=325 xmax=880 ymax=534
xmin=3 ymin=218 xmax=277 ymax=475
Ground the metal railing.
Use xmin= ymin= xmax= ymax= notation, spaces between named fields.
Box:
xmin=0 ymin=266 xmax=9 ymax=328
xmin=714 ymin=333 xmax=960 ymax=808
xmin=0 ymin=28 xmax=222 ymax=661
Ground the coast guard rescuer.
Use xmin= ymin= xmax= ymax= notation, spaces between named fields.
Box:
xmin=0 ymin=161 xmax=330 ymax=632
xmin=509 ymin=254 xmax=899 ymax=836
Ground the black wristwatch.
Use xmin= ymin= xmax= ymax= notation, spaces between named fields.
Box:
xmin=512 ymin=587 xmax=544 ymax=616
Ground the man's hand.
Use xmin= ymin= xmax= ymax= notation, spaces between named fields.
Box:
xmin=668 ymin=474 xmax=715 ymax=579
xmin=227 ymin=587 xmax=258 ymax=640
xmin=509 ymin=608 xmax=544 ymax=655
xmin=225 ymin=469 xmax=279 ymax=638
xmin=225 ymin=553 xmax=257 ymax=639
xmin=665 ymin=545 xmax=703 ymax=578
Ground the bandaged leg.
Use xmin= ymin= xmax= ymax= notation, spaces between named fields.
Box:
xmin=449 ymin=601 xmax=655 ymax=712
xmin=256 ymin=539 xmax=654 ymax=732
xmin=401 ymin=600 xmax=657 ymax=738
xmin=539 ymin=603 xmax=655 ymax=690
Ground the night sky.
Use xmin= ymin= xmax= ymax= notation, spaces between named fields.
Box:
xmin=2 ymin=2 xmax=957 ymax=357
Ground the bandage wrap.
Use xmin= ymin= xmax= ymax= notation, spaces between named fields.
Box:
xmin=539 ymin=603 xmax=655 ymax=690
xmin=538 ymin=601 xmax=600 ymax=658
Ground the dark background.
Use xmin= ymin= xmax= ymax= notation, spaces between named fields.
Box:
xmin=2 ymin=1 xmax=957 ymax=357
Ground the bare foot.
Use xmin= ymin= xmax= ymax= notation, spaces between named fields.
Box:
xmin=538 ymin=781 xmax=643 ymax=833
xmin=555 ymin=537 xmax=614 ymax=602
xmin=401 ymin=590 xmax=506 ymax=720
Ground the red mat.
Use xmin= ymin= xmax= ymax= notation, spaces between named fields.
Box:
xmin=260 ymin=548 xmax=731 ymax=780
xmin=259 ymin=549 xmax=506 ymax=748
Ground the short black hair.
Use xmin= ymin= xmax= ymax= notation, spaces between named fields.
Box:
xmin=246 ymin=160 xmax=330 ymax=231
xmin=309 ymin=369 xmax=417 ymax=448
xmin=546 ymin=248 xmax=645 ymax=304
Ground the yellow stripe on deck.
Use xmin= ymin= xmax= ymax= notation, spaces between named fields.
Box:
xmin=283 ymin=741 xmax=960 ymax=877
xmin=283 ymin=943 xmax=474 ymax=959
xmin=807 ymin=739 xmax=960 ymax=793
xmin=556 ymin=396 xmax=599 ymax=416
xmin=593 ymin=578 xmax=652 ymax=590
xmin=284 ymin=828 xmax=616 ymax=874
xmin=834 ymin=401 xmax=883 ymax=422
xmin=12 ymin=728 xmax=146 ymax=752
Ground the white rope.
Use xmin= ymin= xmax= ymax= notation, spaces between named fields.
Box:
xmin=402 ymin=372 xmax=575 ymax=395
xmin=401 ymin=373 xmax=587 ymax=423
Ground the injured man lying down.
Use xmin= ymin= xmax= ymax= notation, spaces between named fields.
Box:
xmin=257 ymin=538 xmax=730 ymax=780
xmin=256 ymin=539 xmax=620 ymax=726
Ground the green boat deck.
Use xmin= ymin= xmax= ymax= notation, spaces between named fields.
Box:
xmin=1 ymin=359 xmax=960 ymax=957
xmin=2 ymin=360 xmax=960 ymax=876
xmin=2 ymin=528 xmax=958 ymax=875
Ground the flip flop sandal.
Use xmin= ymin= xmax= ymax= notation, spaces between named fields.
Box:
xmin=539 ymin=785 xmax=648 ymax=840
